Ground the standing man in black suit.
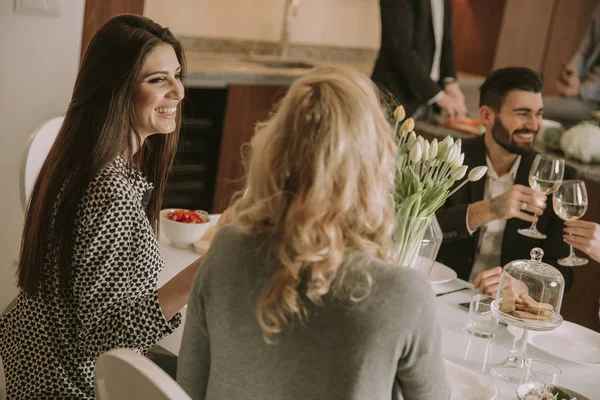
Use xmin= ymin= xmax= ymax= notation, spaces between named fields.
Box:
xmin=372 ymin=0 xmax=467 ymax=118
xmin=436 ymin=67 xmax=575 ymax=296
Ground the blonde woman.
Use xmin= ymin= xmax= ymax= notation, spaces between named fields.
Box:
xmin=177 ymin=66 xmax=450 ymax=400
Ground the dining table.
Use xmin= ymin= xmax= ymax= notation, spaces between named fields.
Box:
xmin=157 ymin=214 xmax=599 ymax=400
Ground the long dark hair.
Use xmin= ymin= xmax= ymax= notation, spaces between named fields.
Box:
xmin=17 ymin=14 xmax=186 ymax=296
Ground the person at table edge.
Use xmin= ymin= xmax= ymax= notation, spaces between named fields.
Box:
xmin=435 ymin=67 xmax=575 ymax=296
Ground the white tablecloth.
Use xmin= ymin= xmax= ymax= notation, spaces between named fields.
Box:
xmin=432 ymin=280 xmax=598 ymax=399
xmin=156 ymin=214 xmax=221 ymax=355
xmin=157 ymin=222 xmax=599 ymax=399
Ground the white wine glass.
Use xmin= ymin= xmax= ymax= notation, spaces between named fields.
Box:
xmin=553 ymin=180 xmax=589 ymax=266
xmin=518 ymin=155 xmax=565 ymax=239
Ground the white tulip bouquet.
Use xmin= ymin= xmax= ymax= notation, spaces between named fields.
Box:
xmin=391 ymin=106 xmax=488 ymax=268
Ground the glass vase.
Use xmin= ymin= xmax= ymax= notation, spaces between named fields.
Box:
xmin=393 ymin=214 xmax=443 ymax=277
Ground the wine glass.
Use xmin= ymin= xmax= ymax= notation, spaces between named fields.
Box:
xmin=553 ymin=180 xmax=589 ymax=266
xmin=518 ymin=155 xmax=564 ymax=239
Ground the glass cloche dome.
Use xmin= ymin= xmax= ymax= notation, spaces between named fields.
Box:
xmin=490 ymin=248 xmax=565 ymax=383
xmin=492 ymin=247 xmax=564 ymax=331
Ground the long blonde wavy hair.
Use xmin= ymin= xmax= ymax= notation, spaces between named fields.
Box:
xmin=232 ymin=65 xmax=397 ymax=341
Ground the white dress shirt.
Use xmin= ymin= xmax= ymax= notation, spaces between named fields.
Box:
xmin=430 ymin=0 xmax=444 ymax=82
xmin=468 ymin=156 xmax=522 ymax=283
xmin=427 ymin=0 xmax=445 ymax=105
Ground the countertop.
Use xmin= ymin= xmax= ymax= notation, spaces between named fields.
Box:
xmin=184 ymin=50 xmax=600 ymax=183
xmin=185 ymin=51 xmax=373 ymax=88
xmin=415 ymin=120 xmax=600 ymax=183
xmin=534 ymin=141 xmax=600 ymax=183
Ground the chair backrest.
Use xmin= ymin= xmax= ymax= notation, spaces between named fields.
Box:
xmin=95 ymin=348 xmax=191 ymax=400
xmin=20 ymin=116 xmax=64 ymax=212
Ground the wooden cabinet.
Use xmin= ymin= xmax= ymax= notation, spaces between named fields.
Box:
xmin=162 ymin=84 xmax=287 ymax=214
xmin=212 ymin=85 xmax=287 ymax=213
xmin=491 ymin=0 xmax=598 ymax=94
xmin=163 ymin=88 xmax=228 ymax=213
xmin=81 ymin=0 xmax=144 ymax=58
xmin=452 ymin=0 xmax=598 ymax=93
xmin=452 ymin=0 xmax=506 ymax=76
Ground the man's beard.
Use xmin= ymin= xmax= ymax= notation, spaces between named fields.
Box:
xmin=491 ymin=118 xmax=537 ymax=155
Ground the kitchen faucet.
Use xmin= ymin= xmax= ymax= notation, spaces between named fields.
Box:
xmin=279 ymin=0 xmax=300 ymax=58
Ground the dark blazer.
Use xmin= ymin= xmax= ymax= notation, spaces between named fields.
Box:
xmin=371 ymin=0 xmax=457 ymax=116
xmin=435 ymin=136 xmax=575 ymax=290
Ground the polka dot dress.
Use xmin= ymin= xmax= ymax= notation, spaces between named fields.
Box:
xmin=0 ymin=157 xmax=181 ymax=399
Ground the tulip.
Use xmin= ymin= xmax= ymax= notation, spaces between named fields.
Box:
xmin=438 ymin=135 xmax=454 ymax=156
xmin=451 ymin=153 xmax=465 ymax=168
xmin=468 ymin=166 xmax=488 ymax=181
xmin=451 ymin=165 xmax=468 ymax=180
xmin=400 ymin=118 xmax=415 ymax=133
xmin=409 ymin=141 xmax=422 ymax=163
xmin=393 ymin=105 xmax=406 ymax=121
xmin=454 ymin=138 xmax=462 ymax=154
xmin=407 ymin=131 xmax=417 ymax=150
xmin=444 ymin=143 xmax=459 ymax=164
xmin=429 ymin=139 xmax=438 ymax=160
xmin=446 ymin=165 xmax=488 ymax=198
xmin=422 ymin=140 xmax=431 ymax=161
xmin=441 ymin=135 xmax=454 ymax=147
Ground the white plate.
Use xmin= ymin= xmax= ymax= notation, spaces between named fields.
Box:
xmin=528 ymin=321 xmax=600 ymax=366
xmin=430 ymin=261 xmax=458 ymax=284
xmin=445 ymin=359 xmax=497 ymax=400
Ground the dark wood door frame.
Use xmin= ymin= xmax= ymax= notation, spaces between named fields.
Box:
xmin=81 ymin=0 xmax=145 ymax=59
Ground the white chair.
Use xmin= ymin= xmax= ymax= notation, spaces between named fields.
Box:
xmin=20 ymin=116 xmax=64 ymax=212
xmin=95 ymin=348 xmax=191 ymax=400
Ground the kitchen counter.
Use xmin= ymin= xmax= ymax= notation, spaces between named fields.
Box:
xmin=415 ymin=120 xmax=481 ymax=141
xmin=185 ymin=52 xmax=305 ymax=87
xmin=185 ymin=51 xmax=373 ymax=88
xmin=534 ymin=141 xmax=600 ymax=183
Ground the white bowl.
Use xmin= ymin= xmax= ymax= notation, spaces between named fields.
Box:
xmin=160 ymin=209 xmax=211 ymax=248
xmin=516 ymin=381 xmax=547 ymax=399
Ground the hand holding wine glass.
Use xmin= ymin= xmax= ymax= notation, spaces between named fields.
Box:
xmin=518 ymin=155 xmax=565 ymax=239
xmin=563 ymin=220 xmax=600 ymax=263
xmin=553 ymin=180 xmax=589 ymax=266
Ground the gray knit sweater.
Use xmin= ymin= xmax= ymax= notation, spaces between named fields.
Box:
xmin=177 ymin=225 xmax=450 ymax=400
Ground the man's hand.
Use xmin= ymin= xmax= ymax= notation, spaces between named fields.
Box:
xmin=436 ymin=92 xmax=467 ymax=120
xmin=489 ymin=184 xmax=546 ymax=222
xmin=445 ymin=82 xmax=468 ymax=119
xmin=444 ymin=82 xmax=465 ymax=102
xmin=467 ymin=185 xmax=547 ymax=231
xmin=473 ymin=266 xmax=502 ymax=297
xmin=564 ymin=220 xmax=600 ymax=263
xmin=556 ymin=65 xmax=581 ymax=97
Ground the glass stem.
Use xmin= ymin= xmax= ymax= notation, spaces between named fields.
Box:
xmin=508 ymin=327 xmax=529 ymax=365
xmin=569 ymin=242 xmax=575 ymax=258
xmin=530 ymin=216 xmax=538 ymax=231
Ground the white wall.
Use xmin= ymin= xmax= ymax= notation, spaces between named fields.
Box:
xmin=0 ymin=1 xmax=84 ymax=310
xmin=144 ymin=0 xmax=380 ymax=49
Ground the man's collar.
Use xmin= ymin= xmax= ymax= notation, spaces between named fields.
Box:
xmin=485 ymin=154 xmax=521 ymax=180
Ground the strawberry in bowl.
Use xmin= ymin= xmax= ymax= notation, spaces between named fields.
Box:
xmin=166 ymin=209 xmax=209 ymax=224
xmin=160 ymin=208 xmax=211 ymax=248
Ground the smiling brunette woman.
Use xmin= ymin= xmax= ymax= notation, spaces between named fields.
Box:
xmin=0 ymin=14 xmax=206 ymax=399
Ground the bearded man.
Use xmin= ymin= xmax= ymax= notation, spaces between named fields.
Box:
xmin=435 ymin=67 xmax=575 ymax=295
